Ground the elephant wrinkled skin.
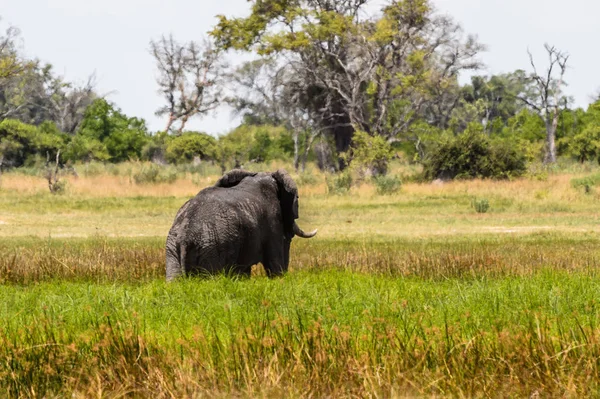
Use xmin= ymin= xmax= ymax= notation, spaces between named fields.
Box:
xmin=165 ymin=169 xmax=317 ymax=280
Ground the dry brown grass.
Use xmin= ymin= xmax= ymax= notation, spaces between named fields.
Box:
xmin=2 ymin=234 xmax=599 ymax=284
xmin=1 ymin=174 xmax=206 ymax=197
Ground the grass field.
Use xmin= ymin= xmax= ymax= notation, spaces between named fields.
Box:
xmin=2 ymin=162 xmax=600 ymax=397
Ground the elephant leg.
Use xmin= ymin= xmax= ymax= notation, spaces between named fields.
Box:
xmin=166 ymin=236 xmax=184 ymax=282
xmin=262 ymin=244 xmax=285 ymax=278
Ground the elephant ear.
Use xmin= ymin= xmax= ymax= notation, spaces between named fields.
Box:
xmin=215 ymin=169 xmax=257 ymax=188
xmin=272 ymin=169 xmax=298 ymax=237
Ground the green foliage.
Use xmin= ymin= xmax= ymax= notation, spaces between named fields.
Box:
xmin=561 ymin=124 xmax=600 ymax=163
xmin=422 ymin=127 xmax=528 ymax=180
xmin=165 ymin=132 xmax=218 ymax=164
xmin=63 ymin=135 xmax=109 ymax=163
xmin=326 ymin=171 xmax=352 ymax=195
xmin=452 ymin=72 xmax=529 ymax=134
xmin=472 ymin=198 xmax=490 ymax=213
xmin=77 ymin=99 xmax=149 ymax=162
xmin=217 ymin=125 xmax=293 ymax=169
xmin=503 ymin=109 xmax=545 ymax=143
xmin=0 ymin=119 xmax=65 ymax=167
xmin=103 ymin=128 xmax=148 ymax=163
xmin=372 ymin=174 xmax=402 ymax=195
xmin=570 ymin=173 xmax=600 ymax=191
xmin=343 ymin=130 xmax=394 ymax=176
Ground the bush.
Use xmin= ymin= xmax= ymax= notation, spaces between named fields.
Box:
xmin=217 ymin=125 xmax=294 ymax=170
xmin=422 ymin=129 xmax=528 ymax=180
xmin=63 ymin=135 xmax=109 ymax=163
xmin=342 ymin=130 xmax=393 ymax=177
xmin=326 ymin=172 xmax=352 ymax=195
xmin=562 ymin=124 xmax=600 ymax=163
xmin=472 ymin=198 xmax=490 ymax=213
xmin=132 ymin=165 xmax=178 ymax=185
xmin=165 ymin=132 xmax=218 ymax=164
xmin=571 ymin=173 xmax=600 ymax=191
xmin=373 ymin=175 xmax=402 ymax=195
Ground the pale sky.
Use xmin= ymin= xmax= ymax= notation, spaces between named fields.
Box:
xmin=3 ymin=0 xmax=599 ymax=135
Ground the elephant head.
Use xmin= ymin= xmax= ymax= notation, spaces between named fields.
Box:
xmin=272 ymin=169 xmax=317 ymax=240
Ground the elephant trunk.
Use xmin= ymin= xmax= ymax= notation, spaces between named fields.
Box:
xmin=293 ymin=222 xmax=317 ymax=238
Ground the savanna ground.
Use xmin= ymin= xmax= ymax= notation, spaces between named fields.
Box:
xmin=2 ymin=161 xmax=600 ymax=398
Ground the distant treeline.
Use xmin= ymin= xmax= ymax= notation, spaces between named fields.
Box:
xmin=2 ymin=1 xmax=600 ymax=180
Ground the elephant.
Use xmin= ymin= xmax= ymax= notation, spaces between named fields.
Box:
xmin=165 ymin=169 xmax=317 ymax=280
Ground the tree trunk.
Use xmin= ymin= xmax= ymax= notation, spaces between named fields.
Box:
xmin=293 ymin=128 xmax=300 ymax=172
xmin=178 ymin=115 xmax=189 ymax=134
xmin=333 ymin=124 xmax=354 ymax=170
xmin=543 ymin=114 xmax=558 ymax=164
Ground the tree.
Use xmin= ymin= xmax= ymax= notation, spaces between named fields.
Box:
xmin=0 ymin=18 xmax=97 ymax=130
xmin=75 ymin=98 xmax=149 ymax=162
xmin=226 ymin=58 xmax=326 ymax=171
xmin=150 ymin=35 xmax=224 ymax=134
xmin=452 ymin=71 xmax=528 ymax=134
xmin=519 ymin=44 xmax=569 ymax=164
xmin=212 ymin=0 xmax=483 ymax=169
xmin=0 ymin=20 xmax=36 ymax=121
xmin=0 ymin=19 xmax=23 ymax=82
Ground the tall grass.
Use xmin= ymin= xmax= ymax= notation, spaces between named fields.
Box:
xmin=2 ymin=272 xmax=600 ymax=397
xmin=2 ymin=233 xmax=600 ymax=284
xmin=4 ymin=161 xmax=600 ymax=396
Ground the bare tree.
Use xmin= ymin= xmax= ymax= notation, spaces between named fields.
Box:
xmin=0 ymin=20 xmax=35 ymax=120
xmin=519 ymin=44 xmax=569 ymax=164
xmin=150 ymin=35 xmax=224 ymax=134
xmin=227 ymin=58 xmax=327 ymax=171
xmin=45 ymin=74 xmax=97 ymax=133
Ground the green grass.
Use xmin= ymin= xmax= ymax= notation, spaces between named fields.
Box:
xmin=4 ymin=164 xmax=600 ymax=396
xmin=3 ymin=270 xmax=600 ymax=397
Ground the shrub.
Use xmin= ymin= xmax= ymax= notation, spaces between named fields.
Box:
xmin=342 ymin=130 xmax=393 ymax=176
xmin=165 ymin=132 xmax=218 ymax=164
xmin=63 ymin=135 xmax=109 ymax=163
xmin=132 ymin=165 xmax=178 ymax=185
xmin=422 ymin=129 xmax=528 ymax=180
xmin=326 ymin=172 xmax=352 ymax=195
xmin=472 ymin=198 xmax=490 ymax=213
xmin=563 ymin=124 xmax=600 ymax=163
xmin=373 ymin=175 xmax=402 ymax=195
xmin=571 ymin=173 xmax=600 ymax=191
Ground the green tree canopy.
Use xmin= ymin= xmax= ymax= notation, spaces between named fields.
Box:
xmin=75 ymin=99 xmax=149 ymax=162
xmin=212 ymin=0 xmax=483 ymax=169
xmin=165 ymin=132 xmax=218 ymax=164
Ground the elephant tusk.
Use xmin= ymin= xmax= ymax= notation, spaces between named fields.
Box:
xmin=293 ymin=222 xmax=317 ymax=238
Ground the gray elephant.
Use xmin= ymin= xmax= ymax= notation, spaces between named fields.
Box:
xmin=165 ymin=169 xmax=317 ymax=280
